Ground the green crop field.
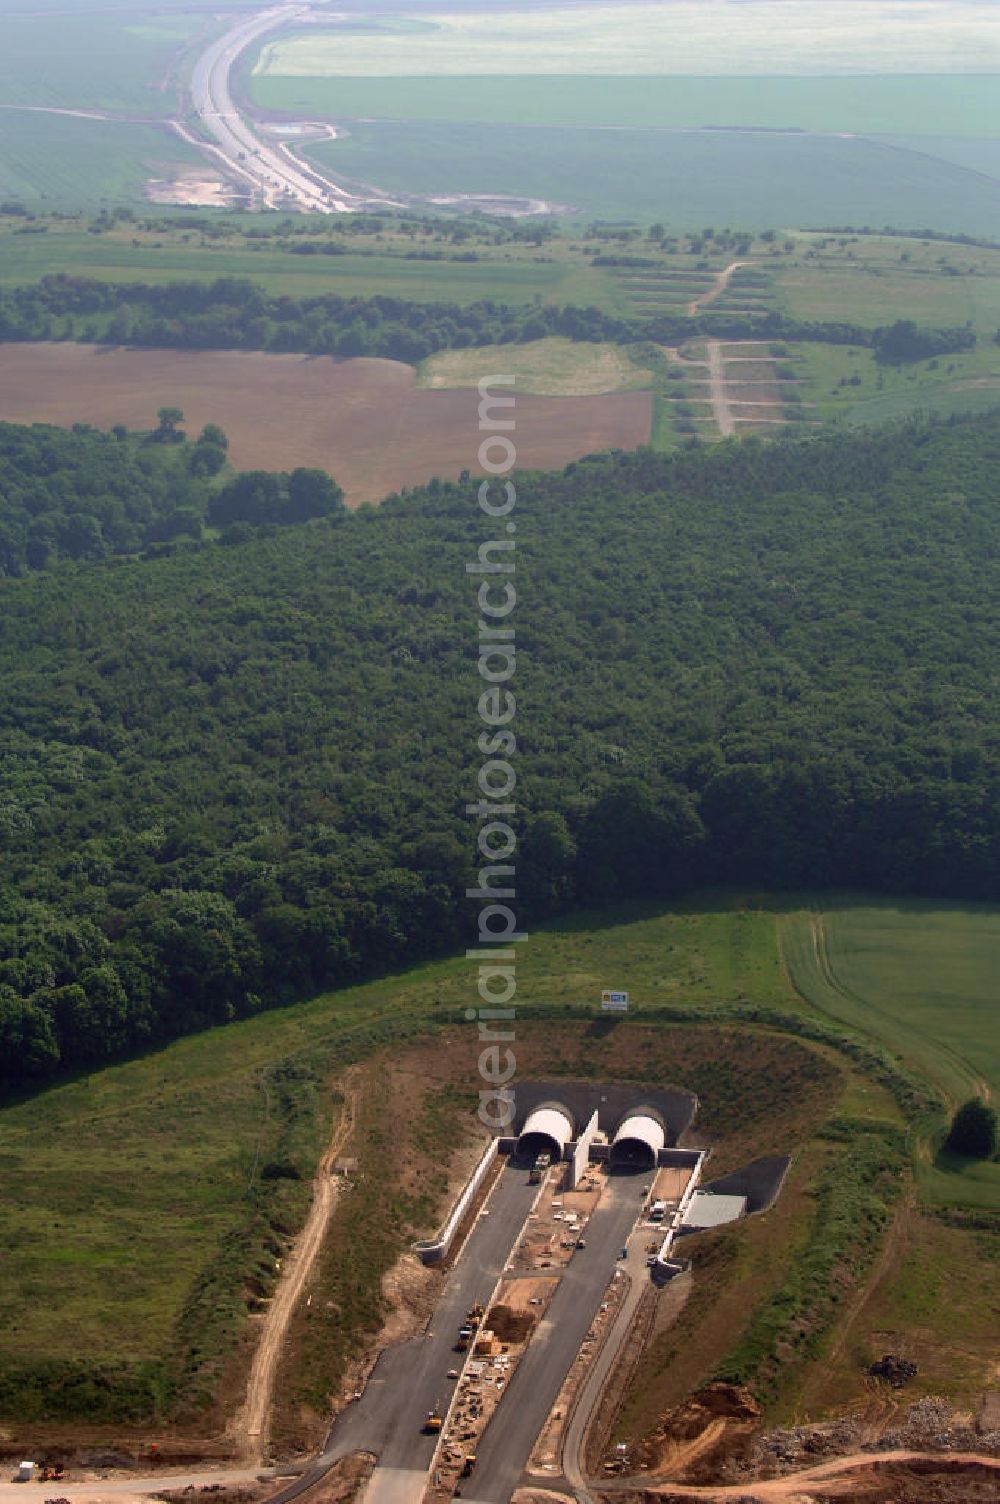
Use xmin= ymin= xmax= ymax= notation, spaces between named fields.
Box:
xmin=0 ymin=115 xmax=204 ymax=208
xmin=0 ymin=8 xmax=203 ymax=116
xmin=791 ymin=338 xmax=1000 ymax=426
xmin=304 ymin=123 xmax=1000 ymax=235
xmin=780 ymin=257 xmax=1000 ymax=330
xmin=253 ymin=72 xmax=1000 ymax=139
xmin=250 ymin=4 xmax=1000 ymax=237
xmin=781 ymin=902 xmax=1000 ymax=1209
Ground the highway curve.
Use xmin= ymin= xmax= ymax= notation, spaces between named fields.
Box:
xmin=186 ymin=3 xmax=362 ymax=212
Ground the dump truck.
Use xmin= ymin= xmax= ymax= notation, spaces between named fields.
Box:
xmin=423 ymin=1406 xmax=443 ymax=1434
xmin=460 ymin=1454 xmax=478 ymax=1477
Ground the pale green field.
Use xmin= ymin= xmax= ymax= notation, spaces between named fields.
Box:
xmin=256 ymin=2 xmax=1000 ymax=78
xmin=419 ymin=337 xmax=652 ymax=395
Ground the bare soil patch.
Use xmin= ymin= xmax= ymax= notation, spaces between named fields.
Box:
xmin=0 ymin=343 xmax=651 ymax=507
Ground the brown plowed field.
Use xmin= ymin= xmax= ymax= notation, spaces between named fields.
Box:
xmin=0 ymin=343 xmax=653 ymax=506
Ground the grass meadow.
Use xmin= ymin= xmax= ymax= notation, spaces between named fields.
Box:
xmin=418 ymin=337 xmax=653 ymax=395
xmin=0 ymin=220 xmax=615 ymax=305
xmin=0 ymin=898 xmax=788 ymax=1426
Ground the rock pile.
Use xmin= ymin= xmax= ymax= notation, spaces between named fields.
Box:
xmin=868 ymin=1353 xmax=918 ymax=1387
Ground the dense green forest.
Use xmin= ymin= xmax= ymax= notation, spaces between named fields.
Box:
xmin=0 ymin=419 xmax=344 ymax=576
xmin=0 ymin=274 xmax=976 ymax=363
xmin=2 ymin=411 xmax=999 ymax=1087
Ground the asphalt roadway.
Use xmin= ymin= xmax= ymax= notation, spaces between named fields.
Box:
xmin=462 ymin=1166 xmax=648 ymax=1504
xmin=188 ymin=4 xmax=350 ymax=212
xmin=322 ymin=1165 xmax=539 ymax=1498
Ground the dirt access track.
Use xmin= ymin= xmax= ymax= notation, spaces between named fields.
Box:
xmin=229 ymin=1072 xmax=359 ymax=1462
xmin=599 ymin=1449 xmax=1000 ymax=1500
xmin=0 ymin=344 xmax=653 ymax=506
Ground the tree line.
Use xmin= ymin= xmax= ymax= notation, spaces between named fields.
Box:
xmin=0 ymin=274 xmax=975 ymax=364
xmin=1 ymin=411 xmax=999 ymax=1088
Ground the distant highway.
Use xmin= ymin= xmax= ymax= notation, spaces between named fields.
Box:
xmin=186 ymin=4 xmax=363 ymax=213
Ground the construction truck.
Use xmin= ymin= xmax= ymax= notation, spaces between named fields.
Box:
xmin=467 ymin=1303 xmax=484 ymax=1324
xmin=423 ymin=1405 xmax=443 ymax=1434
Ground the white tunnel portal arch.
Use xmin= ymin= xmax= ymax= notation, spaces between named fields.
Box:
xmin=611 ymin=1110 xmax=665 ymax=1169
xmin=517 ymin=1103 xmax=574 ymax=1163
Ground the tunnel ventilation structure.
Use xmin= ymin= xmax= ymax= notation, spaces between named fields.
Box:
xmin=517 ymin=1103 xmax=574 ymax=1164
xmin=610 ymin=1110 xmax=665 ymax=1169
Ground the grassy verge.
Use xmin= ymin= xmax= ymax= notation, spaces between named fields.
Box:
xmin=715 ymin=1117 xmax=907 ymax=1410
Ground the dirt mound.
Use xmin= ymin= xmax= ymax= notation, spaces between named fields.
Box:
xmin=488 ymin=1304 xmax=536 ymax=1344
xmin=685 ymin=1386 xmax=761 ymax=1422
xmin=637 ymin=1384 xmax=761 ymax=1480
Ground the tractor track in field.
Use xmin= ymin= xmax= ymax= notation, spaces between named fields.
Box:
xmin=687 ymin=260 xmax=753 ymax=316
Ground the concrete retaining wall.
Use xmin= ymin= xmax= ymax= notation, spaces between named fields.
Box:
xmin=654 ymin=1148 xmax=708 ymax=1271
xmin=566 ymin=1108 xmax=599 ymax=1190
xmin=413 ymin=1139 xmax=499 ymax=1265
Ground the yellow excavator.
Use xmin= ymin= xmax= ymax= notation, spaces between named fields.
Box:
xmin=424 ymin=1404 xmax=443 ymax=1434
